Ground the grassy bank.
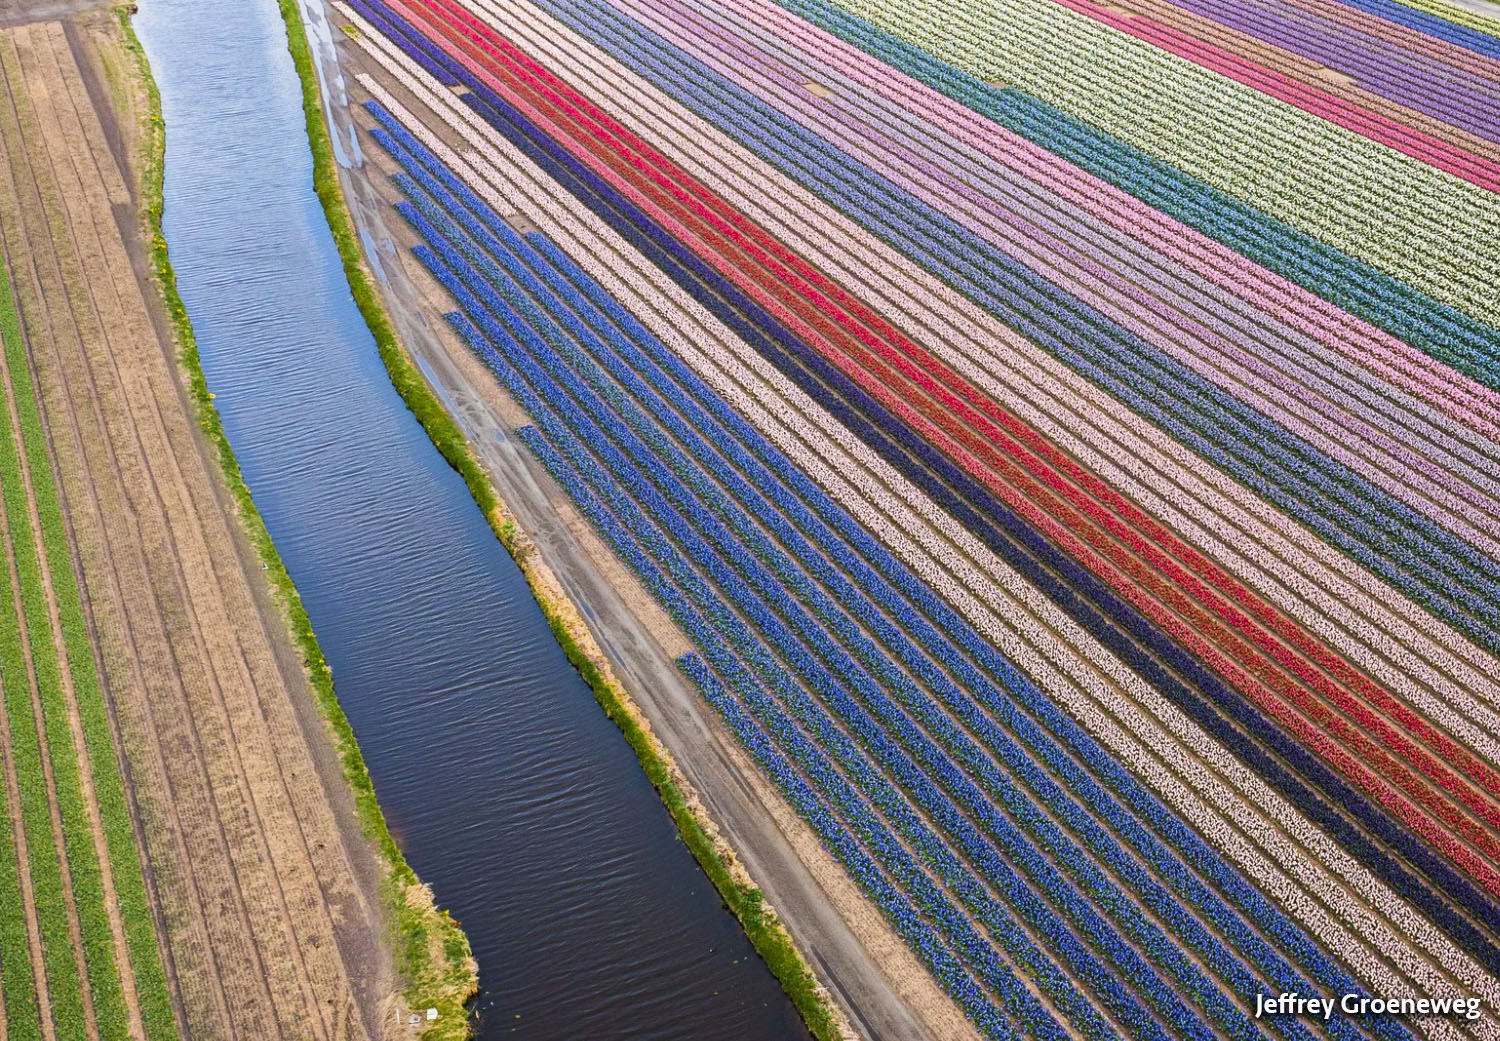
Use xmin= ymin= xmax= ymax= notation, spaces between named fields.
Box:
xmin=117 ymin=9 xmax=478 ymax=1038
xmin=529 ymin=568 xmax=848 ymax=1041
xmin=272 ymin=1 xmax=848 ymax=1038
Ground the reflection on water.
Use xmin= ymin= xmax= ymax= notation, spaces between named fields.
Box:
xmin=132 ymin=0 xmax=808 ymax=1035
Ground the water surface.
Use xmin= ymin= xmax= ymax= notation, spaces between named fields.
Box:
xmin=132 ymin=1 xmax=809 ymax=1036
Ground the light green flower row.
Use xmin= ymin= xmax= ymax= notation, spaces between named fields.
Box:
xmin=827 ymin=0 xmax=1500 ymax=326
xmin=1393 ymin=0 xmax=1500 ymax=43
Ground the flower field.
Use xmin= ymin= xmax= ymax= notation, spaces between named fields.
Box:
xmin=331 ymin=0 xmax=1500 ymax=1034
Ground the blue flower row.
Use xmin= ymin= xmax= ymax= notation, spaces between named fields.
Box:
xmin=344 ymin=0 xmax=458 ymax=85
xmin=408 ymin=198 xmax=1142 ymax=1039
xmin=377 ymin=132 xmax=1348 ymax=1041
xmin=352 ymin=33 xmax=1500 ymax=981
xmin=1318 ymin=0 xmax=1500 ymax=61
xmin=371 ymin=111 xmax=1391 ymax=1041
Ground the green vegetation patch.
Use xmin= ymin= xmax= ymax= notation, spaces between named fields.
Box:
xmin=539 ymin=607 xmax=844 ymax=1041
xmin=0 ymin=88 xmax=180 ymax=1040
xmin=0 ymin=261 xmax=126 ymax=1041
xmin=118 ymin=7 xmax=478 ymax=1037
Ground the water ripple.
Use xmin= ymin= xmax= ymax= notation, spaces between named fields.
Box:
xmin=133 ymin=1 xmax=807 ymax=1037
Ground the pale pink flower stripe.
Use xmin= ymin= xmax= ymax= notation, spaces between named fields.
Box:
xmin=734 ymin=0 xmax=1500 ymax=438
xmin=485 ymin=0 xmax=1500 ymax=761
xmin=345 ymin=42 xmax=1500 ymax=1021
xmin=615 ymin=0 xmax=1500 ymax=547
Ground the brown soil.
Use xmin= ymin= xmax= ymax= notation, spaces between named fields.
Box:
xmin=0 ymin=12 xmax=401 ymax=1041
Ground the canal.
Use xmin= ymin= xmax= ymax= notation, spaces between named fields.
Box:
xmin=132 ymin=0 xmax=808 ymax=1036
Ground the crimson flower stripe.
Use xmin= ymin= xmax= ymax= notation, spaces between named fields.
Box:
xmin=338 ymin=0 xmax=1500 ymax=1032
xmin=381 ymin=0 xmax=1500 ymax=900
xmin=591 ymin=0 xmax=1500 ymax=768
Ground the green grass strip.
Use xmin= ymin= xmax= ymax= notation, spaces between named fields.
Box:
xmin=540 ymin=613 xmax=844 ymax=1041
xmin=119 ymin=8 xmax=478 ymax=1037
xmin=0 ymin=254 xmax=88 ymax=1041
xmin=0 ymin=795 xmax=40 ymax=1041
xmin=271 ymin=4 xmax=844 ymax=1037
xmin=0 ymin=257 xmax=45 ymax=1041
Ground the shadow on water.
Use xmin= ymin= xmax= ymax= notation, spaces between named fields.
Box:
xmin=132 ymin=0 xmax=810 ymax=1036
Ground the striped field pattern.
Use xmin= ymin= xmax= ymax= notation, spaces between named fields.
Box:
xmin=329 ymin=0 xmax=1500 ymax=1035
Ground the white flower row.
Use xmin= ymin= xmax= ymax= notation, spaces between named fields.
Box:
xmin=470 ymin=0 xmax=1500 ymax=773
xmin=339 ymin=26 xmax=1498 ymax=1024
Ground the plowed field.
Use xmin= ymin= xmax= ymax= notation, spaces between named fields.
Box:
xmin=0 ymin=8 xmax=396 ymax=1041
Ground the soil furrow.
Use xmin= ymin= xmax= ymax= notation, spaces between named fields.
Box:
xmin=0 ymin=670 xmax=57 ymax=1041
